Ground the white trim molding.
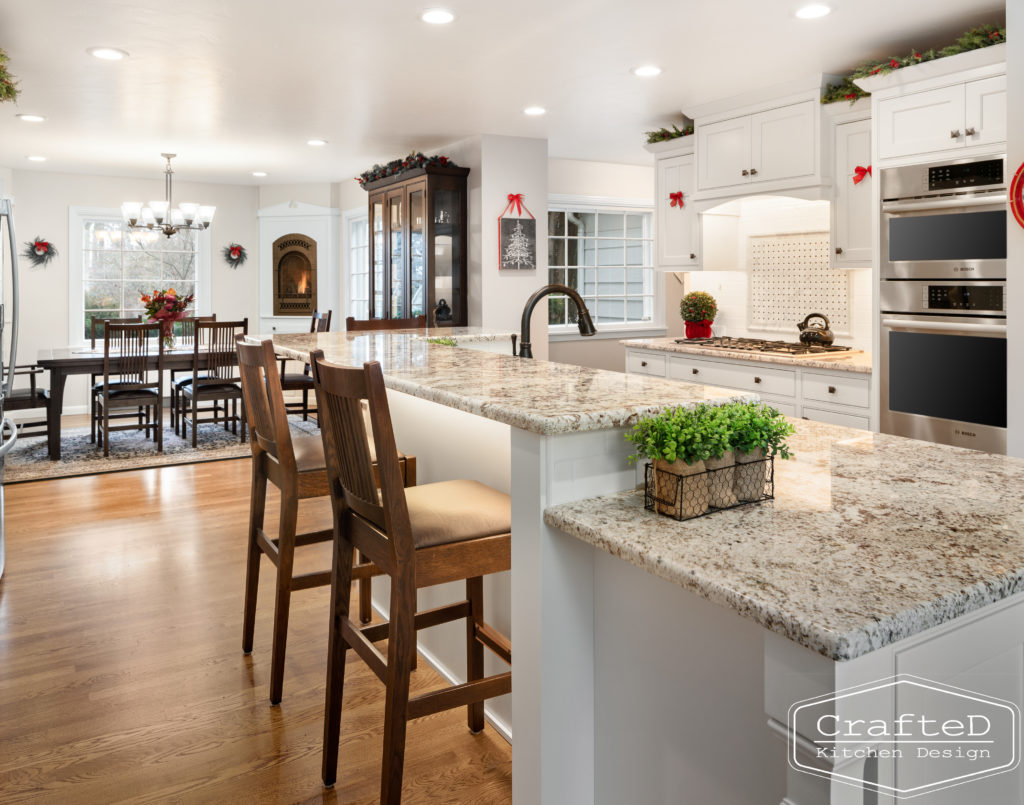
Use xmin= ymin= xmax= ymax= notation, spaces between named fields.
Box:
xmin=548 ymin=193 xmax=653 ymax=210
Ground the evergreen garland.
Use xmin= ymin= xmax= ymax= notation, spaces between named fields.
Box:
xmin=0 ymin=47 xmax=18 ymax=103
xmin=356 ymin=151 xmax=458 ymax=186
xmin=822 ymin=23 xmax=1005 ymax=105
xmin=645 ymin=123 xmax=694 ymax=144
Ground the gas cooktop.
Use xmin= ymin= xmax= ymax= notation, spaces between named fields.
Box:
xmin=673 ymin=337 xmax=857 ymax=356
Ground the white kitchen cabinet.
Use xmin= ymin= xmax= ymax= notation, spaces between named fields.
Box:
xmin=831 ymin=116 xmax=873 ymax=269
xmin=697 ymin=101 xmax=815 ymax=192
xmin=964 ymin=74 xmax=1007 ymax=148
xmin=654 ymin=151 xmax=698 ymax=268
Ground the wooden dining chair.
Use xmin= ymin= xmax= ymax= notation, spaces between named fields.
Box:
xmin=345 ymin=315 xmax=427 ymax=331
xmin=90 ymin=315 xmax=143 ymax=444
xmin=178 ymin=319 xmax=248 ymax=447
xmin=170 ymin=314 xmax=217 ymax=434
xmin=279 ymin=310 xmax=332 ymax=422
xmin=97 ymin=322 xmax=164 ymax=457
xmin=235 ymin=337 xmax=416 ymax=706
xmin=311 ymin=352 xmax=511 ymax=802
xmin=3 ymin=365 xmax=51 ymax=438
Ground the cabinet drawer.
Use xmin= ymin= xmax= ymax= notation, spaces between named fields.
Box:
xmin=626 ymin=351 xmax=667 ymax=376
xmin=801 ymin=406 xmax=870 ymax=430
xmin=761 ymin=398 xmax=798 ymax=417
xmin=802 ymin=372 xmax=870 ymax=409
xmin=669 ymin=357 xmax=796 ymax=397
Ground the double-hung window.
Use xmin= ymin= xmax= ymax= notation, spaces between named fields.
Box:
xmin=546 ymin=202 xmax=657 ymax=333
xmin=346 ymin=212 xmax=370 ymax=320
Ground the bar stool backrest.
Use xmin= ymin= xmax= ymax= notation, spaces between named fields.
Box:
xmin=235 ymin=337 xmax=298 ymax=473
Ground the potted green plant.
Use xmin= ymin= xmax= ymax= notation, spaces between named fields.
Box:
xmin=626 ymin=405 xmax=711 ymax=518
xmin=680 ymin=291 xmax=717 ymax=339
xmin=729 ymin=402 xmax=795 ymax=502
xmin=699 ymin=404 xmax=739 ymax=508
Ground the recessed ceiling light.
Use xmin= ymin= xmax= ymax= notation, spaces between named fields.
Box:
xmin=252 ymin=171 xmax=268 ymax=177
xmin=26 ymin=155 xmax=46 ymax=162
xmin=307 ymin=138 xmax=328 ymax=146
xmin=87 ymin=47 xmax=129 ymax=60
xmin=633 ymin=65 xmax=662 ymax=78
xmin=795 ymin=4 xmax=831 ymax=19
xmin=523 ymin=106 xmax=546 ymax=116
xmin=17 ymin=114 xmax=46 ymax=123
xmin=421 ymin=8 xmax=455 ymax=24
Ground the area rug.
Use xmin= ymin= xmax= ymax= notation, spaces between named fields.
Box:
xmin=5 ymin=417 xmax=322 ymax=484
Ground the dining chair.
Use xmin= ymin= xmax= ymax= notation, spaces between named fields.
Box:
xmin=345 ymin=315 xmax=427 ymax=331
xmin=279 ymin=309 xmax=332 ymax=422
xmin=89 ymin=315 xmax=143 ymax=444
xmin=311 ymin=352 xmax=511 ymax=802
xmin=235 ymin=337 xmax=416 ymax=706
xmin=178 ymin=319 xmax=248 ymax=447
xmin=96 ymin=322 xmax=164 ymax=457
xmin=3 ymin=365 xmax=51 ymax=438
xmin=170 ymin=314 xmax=217 ymax=435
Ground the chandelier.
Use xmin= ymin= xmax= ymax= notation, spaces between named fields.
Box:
xmin=121 ymin=153 xmax=215 ymax=238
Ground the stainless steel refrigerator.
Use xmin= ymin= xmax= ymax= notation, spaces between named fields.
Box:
xmin=0 ymin=198 xmax=22 ymax=580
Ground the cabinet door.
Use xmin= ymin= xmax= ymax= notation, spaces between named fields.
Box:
xmin=369 ymin=192 xmax=386 ymax=319
xmin=386 ymin=188 xmax=406 ymax=318
xmin=877 ymin=85 xmax=965 ymax=159
xmin=697 ymin=115 xmax=751 ymax=191
xmin=832 ymin=118 xmax=873 ymax=268
xmin=656 ymin=154 xmax=698 ymax=267
xmin=407 ymin=180 xmax=427 ymax=318
xmin=750 ymin=101 xmax=815 ymax=184
xmin=965 ymin=74 xmax=1006 ymax=147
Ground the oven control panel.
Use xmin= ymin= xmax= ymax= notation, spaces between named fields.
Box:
xmin=928 ymin=159 xmax=1004 ymax=191
xmin=924 ymin=284 xmax=1004 ymax=312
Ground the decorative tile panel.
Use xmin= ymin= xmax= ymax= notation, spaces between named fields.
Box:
xmin=749 ymin=233 xmax=850 ymax=334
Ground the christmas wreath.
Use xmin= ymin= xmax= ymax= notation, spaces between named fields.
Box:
xmin=0 ymin=48 xmax=18 ymax=103
xmin=22 ymin=237 xmax=57 ymax=267
xmin=822 ymin=24 xmax=1006 ymax=105
xmin=222 ymin=242 xmax=248 ymax=268
xmin=356 ymin=152 xmax=458 ymax=186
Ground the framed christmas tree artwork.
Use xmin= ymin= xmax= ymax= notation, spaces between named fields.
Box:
xmin=499 ymin=193 xmax=536 ymax=270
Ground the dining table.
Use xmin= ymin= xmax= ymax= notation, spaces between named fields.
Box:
xmin=36 ymin=344 xmax=239 ymax=461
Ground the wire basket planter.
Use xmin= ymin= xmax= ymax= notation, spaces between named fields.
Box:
xmin=644 ymin=456 xmax=774 ymax=521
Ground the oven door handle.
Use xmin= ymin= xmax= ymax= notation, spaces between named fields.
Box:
xmin=881 ymin=193 xmax=1006 ymax=213
xmin=882 ymin=318 xmax=1007 ymax=335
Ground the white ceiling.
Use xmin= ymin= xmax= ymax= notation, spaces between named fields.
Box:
xmin=0 ymin=0 xmax=1006 ymax=185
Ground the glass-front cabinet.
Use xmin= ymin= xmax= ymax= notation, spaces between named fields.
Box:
xmin=364 ymin=165 xmax=469 ymax=326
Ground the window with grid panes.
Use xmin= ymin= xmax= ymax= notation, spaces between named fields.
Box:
xmin=80 ymin=217 xmax=198 ymax=339
xmin=348 ymin=215 xmax=370 ymax=320
xmin=547 ymin=207 xmax=655 ymax=328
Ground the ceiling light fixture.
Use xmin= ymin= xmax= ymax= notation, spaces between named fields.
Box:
xmin=795 ymin=4 xmax=831 ymax=19
xmin=307 ymin=138 xmax=328 ymax=146
xmin=523 ymin=106 xmax=546 ymax=116
xmin=26 ymin=155 xmax=46 ymax=162
xmin=87 ymin=47 xmax=129 ymax=60
xmin=421 ymin=8 xmax=455 ymax=24
xmin=121 ymin=154 xmax=215 ymax=239
xmin=17 ymin=114 xmax=46 ymax=123
xmin=633 ymin=65 xmax=662 ymax=77
xmin=252 ymin=171 xmax=268 ymax=177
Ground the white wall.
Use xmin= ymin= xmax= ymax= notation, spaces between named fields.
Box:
xmin=1008 ymin=5 xmax=1023 ymax=458
xmin=258 ymin=183 xmax=332 ymax=209
xmin=8 ymin=169 xmax=258 ymax=410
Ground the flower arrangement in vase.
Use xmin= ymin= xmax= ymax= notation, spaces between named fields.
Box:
xmin=142 ymin=288 xmax=194 ymax=349
xmin=680 ymin=291 xmax=717 ymax=339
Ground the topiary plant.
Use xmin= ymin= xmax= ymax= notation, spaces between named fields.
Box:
xmin=680 ymin=291 xmax=717 ymax=323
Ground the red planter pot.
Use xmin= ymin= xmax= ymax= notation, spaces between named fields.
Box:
xmin=684 ymin=320 xmax=713 ymax=339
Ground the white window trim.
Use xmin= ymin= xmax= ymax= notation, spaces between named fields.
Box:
xmin=68 ymin=205 xmax=211 ymax=345
xmin=546 ymin=194 xmax=664 ymax=340
xmin=341 ymin=206 xmax=368 ymax=322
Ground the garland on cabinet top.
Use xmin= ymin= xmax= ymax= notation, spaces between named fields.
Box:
xmin=822 ymin=23 xmax=1006 ymax=105
xmin=0 ymin=47 xmax=18 ymax=102
xmin=355 ymin=151 xmax=459 ymax=186
xmin=644 ymin=123 xmax=695 ymax=144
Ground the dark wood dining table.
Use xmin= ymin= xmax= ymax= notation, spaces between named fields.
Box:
xmin=36 ymin=345 xmax=237 ymax=461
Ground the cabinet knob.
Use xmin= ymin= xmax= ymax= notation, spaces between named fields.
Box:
xmin=754 ymin=376 xmax=762 ymax=384
xmin=802 ymin=416 xmax=809 ymax=420
xmin=641 ymin=360 xmax=648 ymax=367
xmin=835 ymin=246 xmax=843 ymax=255
xmin=749 ymin=168 xmax=758 ymax=176
xmin=741 ymin=169 xmax=749 ymax=176
xmin=828 ymin=385 xmax=836 ymax=394
xmin=950 ymin=129 xmax=962 ymax=139
xmin=689 ymin=253 xmax=696 ymax=260
xmin=692 ymin=368 xmax=699 ymax=375
xmin=965 ymin=127 xmax=977 ymax=137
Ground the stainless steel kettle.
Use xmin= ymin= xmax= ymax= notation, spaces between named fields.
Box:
xmin=797 ymin=313 xmax=834 ymax=346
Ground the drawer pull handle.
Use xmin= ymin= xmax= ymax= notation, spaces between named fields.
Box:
xmin=835 ymin=246 xmax=843 ymax=255
xmin=741 ymin=169 xmax=749 ymax=176
xmin=828 ymin=385 xmax=836 ymax=394
xmin=689 ymin=253 xmax=696 ymax=260
xmin=640 ymin=361 xmax=647 ymax=367
xmin=692 ymin=368 xmax=699 ymax=375
xmin=802 ymin=416 xmax=809 ymax=420
xmin=754 ymin=376 xmax=762 ymax=384
xmin=749 ymin=168 xmax=758 ymax=176
xmin=965 ymin=127 xmax=976 ymax=137
xmin=950 ymin=129 xmax=961 ymax=139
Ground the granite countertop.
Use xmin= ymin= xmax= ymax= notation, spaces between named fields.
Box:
xmin=621 ymin=337 xmax=873 ymax=374
xmin=545 ymin=419 xmax=1024 ymax=661
xmin=255 ymin=328 xmax=755 ymax=435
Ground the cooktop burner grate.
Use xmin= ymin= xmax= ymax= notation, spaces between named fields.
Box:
xmin=673 ymin=337 xmax=855 ymax=356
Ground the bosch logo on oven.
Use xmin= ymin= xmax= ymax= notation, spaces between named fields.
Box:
xmin=955 ymin=429 xmax=977 ymax=438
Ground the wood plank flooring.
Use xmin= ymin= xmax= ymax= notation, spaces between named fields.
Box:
xmin=0 ymin=458 xmax=512 ymax=804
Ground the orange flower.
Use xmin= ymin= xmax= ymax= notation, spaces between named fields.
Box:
xmin=166 ymin=287 xmax=177 ymax=297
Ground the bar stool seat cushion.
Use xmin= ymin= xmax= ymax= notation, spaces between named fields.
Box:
xmin=280 ymin=373 xmax=314 ymax=386
xmin=404 ymin=480 xmax=511 ymax=549
xmin=291 ymin=434 xmax=328 ymax=473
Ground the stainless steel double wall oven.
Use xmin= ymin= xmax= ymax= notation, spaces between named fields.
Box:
xmin=880 ymin=155 xmax=1007 ymax=454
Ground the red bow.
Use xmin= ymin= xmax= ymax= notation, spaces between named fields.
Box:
xmin=669 ymin=191 xmax=684 ymax=208
xmin=853 ymin=165 xmax=872 ymax=185
xmin=34 ymin=240 xmax=49 ymax=253
xmin=230 ymin=246 xmax=241 ymax=258
xmin=507 ymin=193 xmax=524 ymax=216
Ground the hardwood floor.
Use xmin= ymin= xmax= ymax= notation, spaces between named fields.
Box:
xmin=0 ymin=459 xmax=512 ymax=804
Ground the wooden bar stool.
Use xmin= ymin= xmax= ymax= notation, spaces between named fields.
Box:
xmin=311 ymin=351 xmax=512 ymax=803
xmin=279 ymin=309 xmax=332 ymax=421
xmin=235 ymin=338 xmax=415 ymax=706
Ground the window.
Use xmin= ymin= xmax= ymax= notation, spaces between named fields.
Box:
xmin=348 ymin=213 xmax=370 ymax=320
xmin=547 ymin=205 xmax=655 ymax=329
